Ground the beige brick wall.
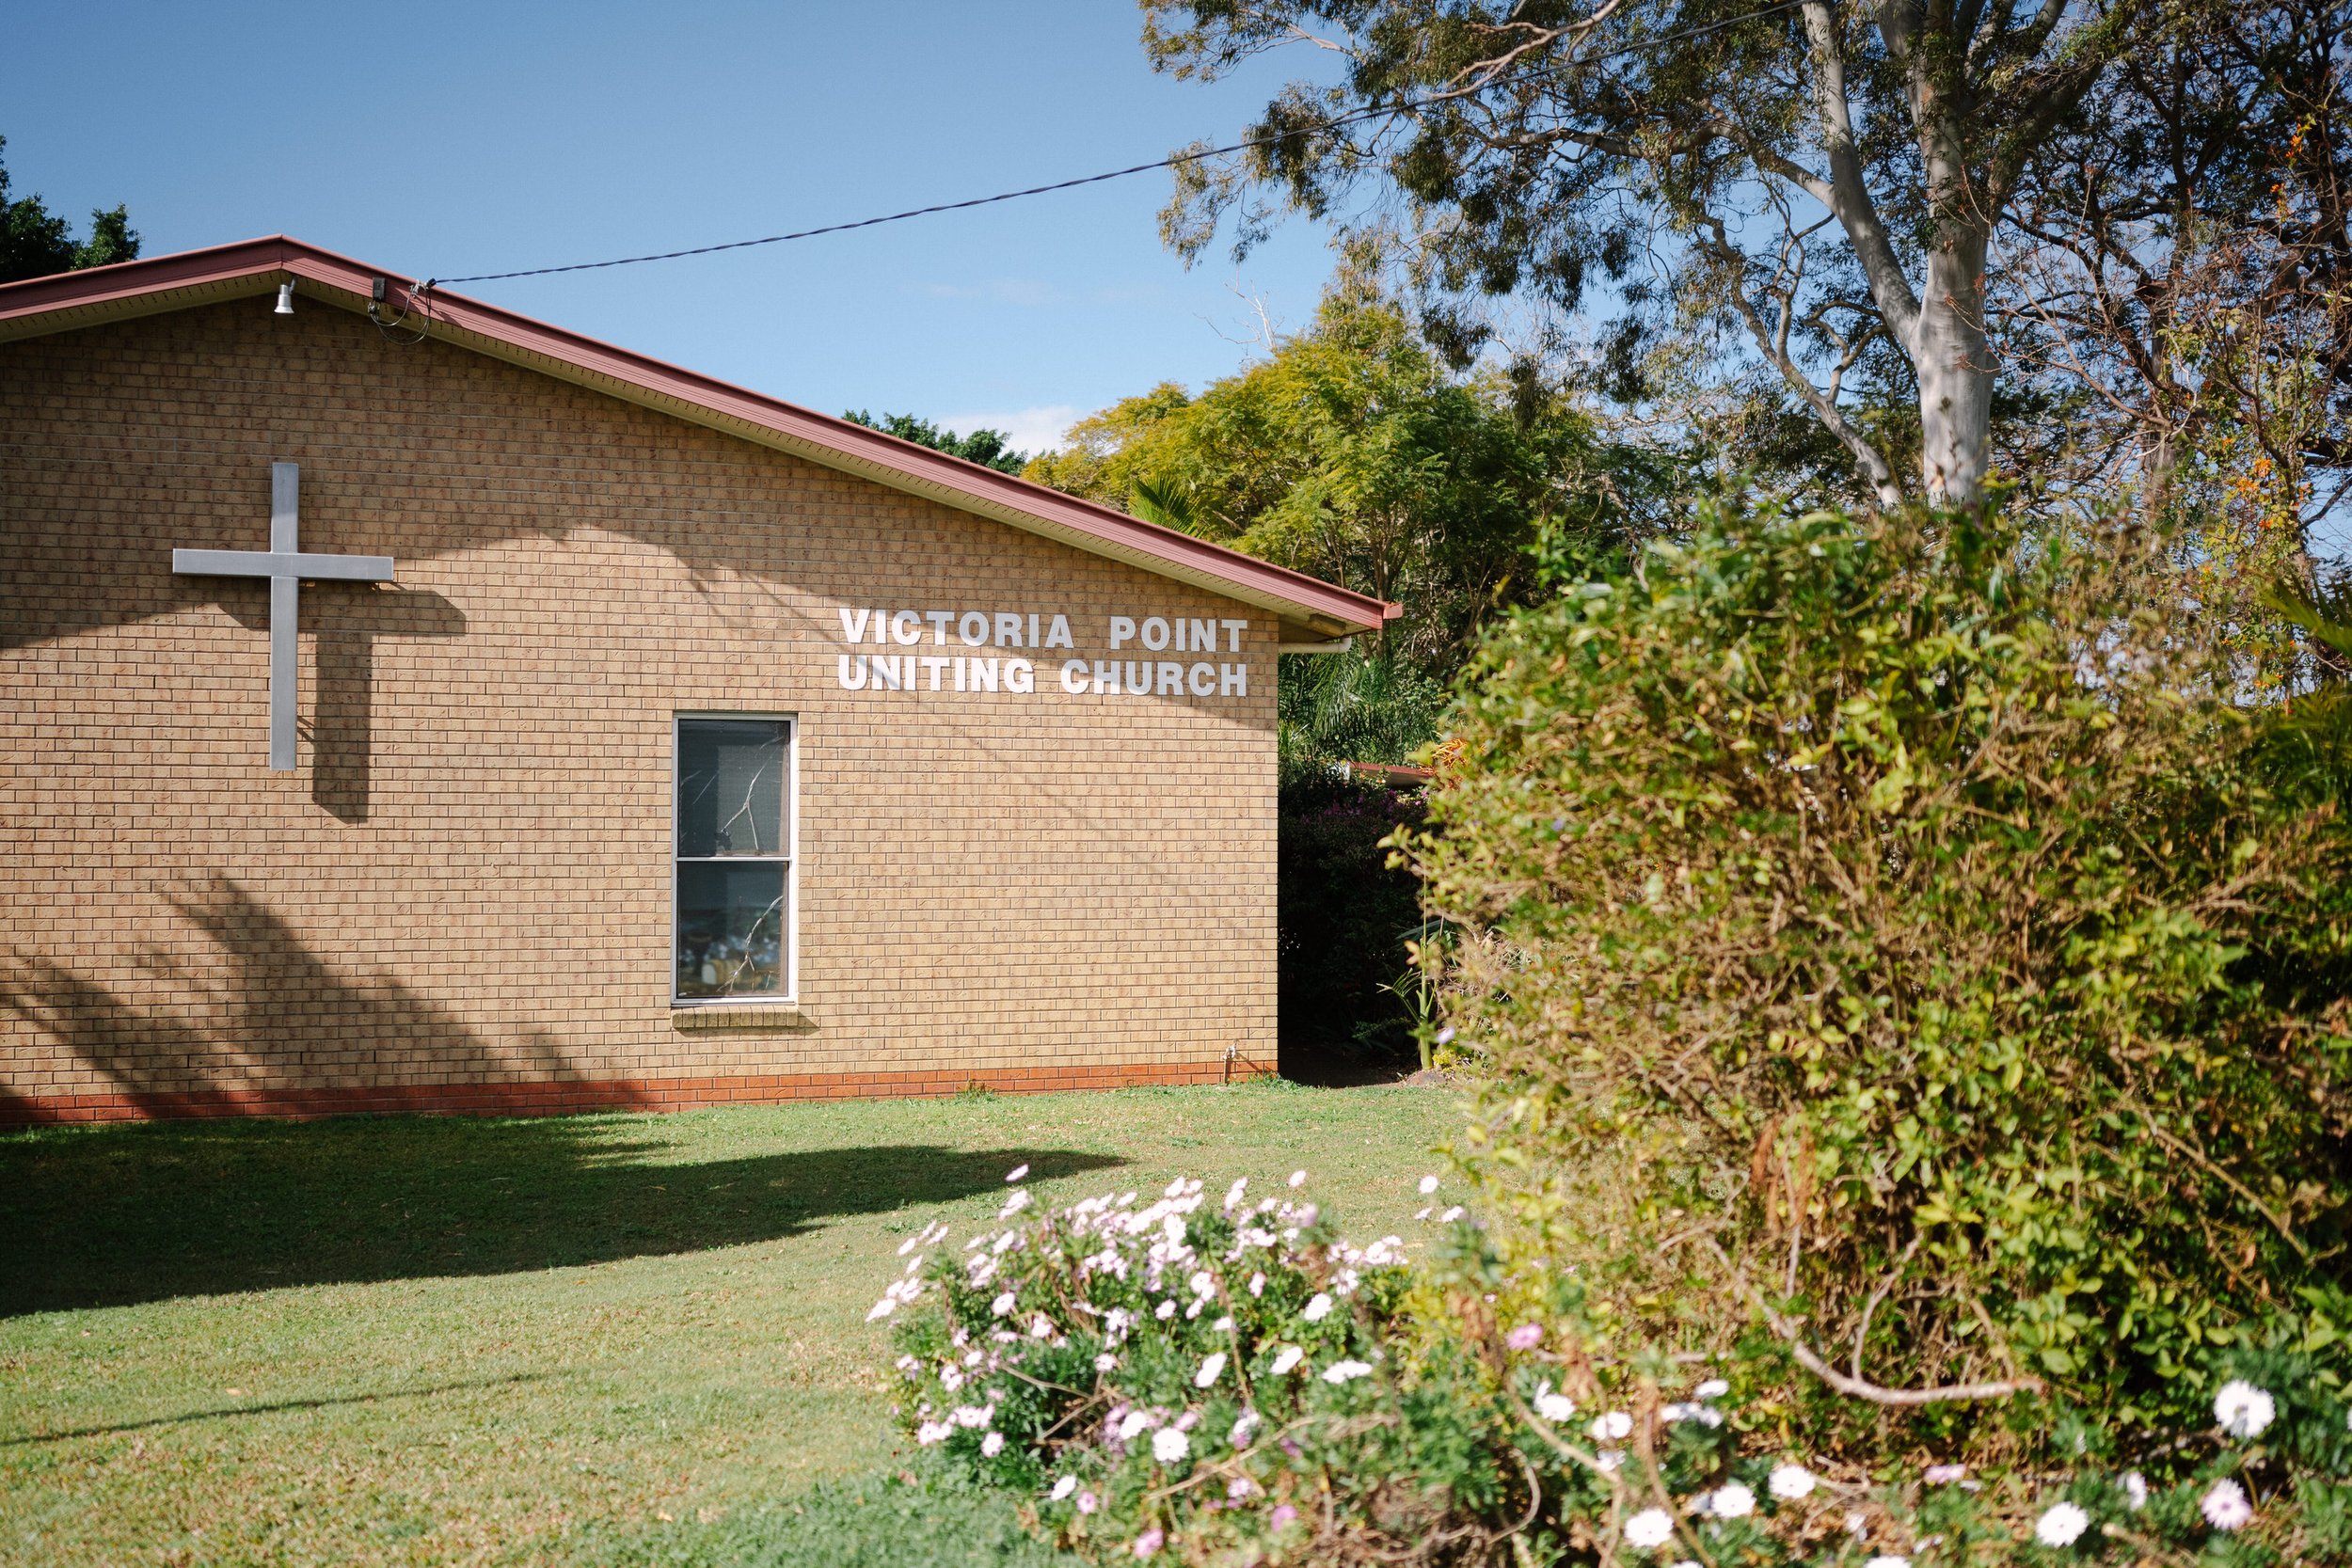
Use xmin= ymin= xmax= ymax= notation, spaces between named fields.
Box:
xmin=0 ymin=300 xmax=1278 ymax=1118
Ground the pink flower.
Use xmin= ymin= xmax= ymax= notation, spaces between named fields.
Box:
xmin=1505 ymin=1323 xmax=1543 ymax=1351
xmin=1133 ymin=1526 xmax=1166 ymax=1558
xmin=2201 ymin=1478 xmax=2253 ymax=1531
xmin=1924 ymin=1464 xmax=1967 ymax=1484
xmin=1271 ymin=1504 xmax=1299 ymax=1528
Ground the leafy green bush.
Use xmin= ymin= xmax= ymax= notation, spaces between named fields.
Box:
xmin=1403 ymin=499 xmax=2352 ymax=1434
xmin=1278 ymin=766 xmax=1429 ymax=1072
xmin=869 ymin=1172 xmax=2352 ymax=1564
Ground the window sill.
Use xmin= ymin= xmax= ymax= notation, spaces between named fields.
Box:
xmin=671 ymin=1003 xmax=810 ymax=1032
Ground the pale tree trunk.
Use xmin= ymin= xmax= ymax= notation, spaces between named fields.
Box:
xmin=1893 ymin=2 xmax=1995 ymax=507
xmin=1915 ymin=230 xmax=1994 ymax=506
xmin=1794 ymin=2 xmax=2001 ymax=510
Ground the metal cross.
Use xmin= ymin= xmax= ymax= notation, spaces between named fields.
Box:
xmin=173 ymin=462 xmax=396 ymax=770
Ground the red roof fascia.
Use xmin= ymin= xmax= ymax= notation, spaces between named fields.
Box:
xmin=0 ymin=236 xmax=1400 ymax=634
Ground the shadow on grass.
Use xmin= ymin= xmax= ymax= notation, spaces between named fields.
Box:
xmin=0 ymin=1115 xmax=1122 ymax=1316
xmin=5 ymin=1371 xmax=556 ymax=1446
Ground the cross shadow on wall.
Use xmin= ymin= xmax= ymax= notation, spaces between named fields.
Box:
xmin=0 ymin=1114 xmax=1122 ymax=1315
xmin=201 ymin=581 xmax=467 ymax=823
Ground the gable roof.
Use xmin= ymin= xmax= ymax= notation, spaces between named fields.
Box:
xmin=0 ymin=236 xmax=1396 ymax=641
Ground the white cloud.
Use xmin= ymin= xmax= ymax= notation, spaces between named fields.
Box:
xmin=935 ymin=404 xmax=1082 ymax=455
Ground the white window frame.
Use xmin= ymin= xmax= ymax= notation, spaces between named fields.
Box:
xmin=671 ymin=711 xmax=799 ymax=1006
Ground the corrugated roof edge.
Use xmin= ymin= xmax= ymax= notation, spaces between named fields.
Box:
xmin=0 ymin=235 xmax=1400 ymax=637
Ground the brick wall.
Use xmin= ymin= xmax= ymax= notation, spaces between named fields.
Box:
xmin=0 ymin=300 xmax=1279 ymax=1123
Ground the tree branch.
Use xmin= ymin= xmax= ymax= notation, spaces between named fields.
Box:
xmin=1801 ymin=2 xmax=1924 ymax=349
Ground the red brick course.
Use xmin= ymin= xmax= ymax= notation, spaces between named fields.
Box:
xmin=0 ymin=1056 xmax=1279 ymax=1126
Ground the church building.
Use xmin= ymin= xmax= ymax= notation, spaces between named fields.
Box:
xmin=0 ymin=237 xmax=1392 ymax=1124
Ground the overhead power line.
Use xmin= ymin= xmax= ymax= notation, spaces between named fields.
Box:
xmin=429 ymin=2 xmax=1803 ymax=288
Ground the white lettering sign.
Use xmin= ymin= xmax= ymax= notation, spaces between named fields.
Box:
xmin=834 ymin=610 xmax=1248 ymax=700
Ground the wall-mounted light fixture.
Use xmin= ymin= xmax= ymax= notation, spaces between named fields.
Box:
xmin=274 ymin=281 xmax=295 ymax=316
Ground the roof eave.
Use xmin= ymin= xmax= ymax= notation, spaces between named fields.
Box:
xmin=0 ymin=238 xmax=1400 ymax=637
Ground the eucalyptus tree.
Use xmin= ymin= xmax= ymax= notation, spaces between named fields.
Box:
xmin=1143 ymin=1 xmax=2328 ymax=514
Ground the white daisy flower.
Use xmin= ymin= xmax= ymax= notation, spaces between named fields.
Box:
xmin=1049 ymin=1475 xmax=1077 ymax=1500
xmin=1322 ymin=1359 xmax=1374 ymax=1384
xmin=1624 ymin=1508 xmax=1675 ymax=1549
xmin=2201 ymin=1478 xmax=2252 ymax=1531
xmin=1768 ymin=1464 xmax=1815 ymax=1499
xmin=1151 ymin=1427 xmax=1189 ymax=1464
xmin=1588 ymin=1411 xmax=1632 ymax=1442
xmin=1269 ymin=1344 xmax=1305 ymax=1374
xmin=980 ymin=1431 xmax=1005 ymax=1457
xmin=2034 ymin=1501 xmax=2088 ymax=1547
xmin=1195 ymin=1352 xmax=1227 ymax=1388
xmin=1302 ymin=1292 xmax=1334 ymax=1322
xmin=1419 ymin=1175 xmax=1439 ymax=1195
xmin=1710 ymin=1482 xmax=1755 ymax=1519
xmin=2214 ymin=1380 xmax=2276 ymax=1439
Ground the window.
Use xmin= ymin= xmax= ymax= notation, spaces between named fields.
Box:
xmin=674 ymin=715 xmax=794 ymax=1003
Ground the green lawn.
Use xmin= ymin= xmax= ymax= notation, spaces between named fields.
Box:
xmin=0 ymin=1082 xmax=1457 ymax=1566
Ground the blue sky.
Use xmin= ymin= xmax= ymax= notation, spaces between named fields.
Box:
xmin=8 ymin=1 xmax=1348 ymax=454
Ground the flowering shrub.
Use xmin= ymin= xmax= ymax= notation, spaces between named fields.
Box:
xmin=1402 ymin=499 xmax=2352 ymax=1436
xmin=872 ymin=1171 xmax=2352 ymax=1564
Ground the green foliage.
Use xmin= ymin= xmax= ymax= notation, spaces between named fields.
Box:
xmin=0 ymin=135 xmax=138 ymax=284
xmin=1277 ymin=768 xmax=1428 ymax=1072
xmin=1026 ymin=271 xmax=1642 ymax=679
xmin=843 ymin=410 xmax=1029 ymax=474
xmin=1276 ymin=648 xmax=1446 ymax=768
xmin=880 ymin=1178 xmax=2352 ymax=1564
xmin=1406 ymin=499 xmax=2352 ymax=1435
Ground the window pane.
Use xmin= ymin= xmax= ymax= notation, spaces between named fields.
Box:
xmin=675 ymin=861 xmax=787 ymax=998
xmin=677 ymin=719 xmax=787 ymax=857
